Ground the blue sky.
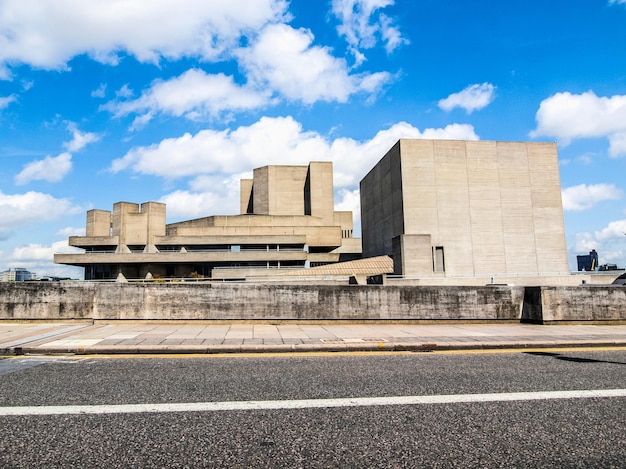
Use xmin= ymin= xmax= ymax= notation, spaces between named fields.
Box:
xmin=1 ymin=0 xmax=625 ymax=279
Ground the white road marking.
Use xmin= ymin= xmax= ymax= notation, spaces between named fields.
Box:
xmin=1 ymin=389 xmax=625 ymax=416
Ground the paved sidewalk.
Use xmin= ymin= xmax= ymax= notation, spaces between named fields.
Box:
xmin=2 ymin=322 xmax=626 ymax=355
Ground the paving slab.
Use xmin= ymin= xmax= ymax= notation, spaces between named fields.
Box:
xmin=2 ymin=322 xmax=626 ymax=355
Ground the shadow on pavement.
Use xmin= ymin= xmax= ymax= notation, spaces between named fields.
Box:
xmin=524 ymin=351 xmax=626 ymax=366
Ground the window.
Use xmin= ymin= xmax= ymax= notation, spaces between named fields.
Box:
xmin=433 ymin=246 xmax=445 ymax=272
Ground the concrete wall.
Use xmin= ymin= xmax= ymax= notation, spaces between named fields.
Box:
xmin=522 ymin=286 xmax=626 ymax=323
xmin=1 ymin=283 xmax=623 ymax=323
xmin=361 ymin=139 xmax=570 ymax=278
xmin=306 ymin=161 xmax=335 ymax=224
xmin=360 ymin=141 xmax=405 ymax=259
xmin=86 ymin=209 xmax=112 ymax=237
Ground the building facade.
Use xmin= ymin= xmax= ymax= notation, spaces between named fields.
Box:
xmin=55 ymin=162 xmax=361 ymax=280
xmin=360 ymin=139 xmax=570 ymax=281
xmin=1 ymin=268 xmax=34 ymax=282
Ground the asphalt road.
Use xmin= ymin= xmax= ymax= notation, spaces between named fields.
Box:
xmin=1 ymin=349 xmax=625 ymax=468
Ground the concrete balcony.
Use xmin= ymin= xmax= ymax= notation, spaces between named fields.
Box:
xmin=54 ymin=250 xmax=308 ymax=266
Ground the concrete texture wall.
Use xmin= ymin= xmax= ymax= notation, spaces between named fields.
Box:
xmin=1 ymin=283 xmax=623 ymax=323
xmin=86 ymin=209 xmax=112 ymax=237
xmin=240 ymin=178 xmax=253 ymax=214
xmin=306 ymin=161 xmax=335 ymax=224
xmin=523 ymin=286 xmax=626 ymax=323
xmin=361 ymin=139 xmax=570 ymax=278
xmin=360 ymin=141 xmax=404 ymax=259
xmin=252 ymin=165 xmax=309 ymax=216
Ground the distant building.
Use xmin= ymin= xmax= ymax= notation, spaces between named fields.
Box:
xmin=55 ymin=162 xmax=362 ymax=280
xmin=577 ymin=250 xmax=599 ymax=271
xmin=360 ymin=139 xmax=570 ymax=282
xmin=1 ymin=268 xmax=34 ymax=282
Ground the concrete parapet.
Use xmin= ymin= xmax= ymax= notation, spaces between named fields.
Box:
xmin=0 ymin=282 xmax=623 ymax=323
xmin=529 ymin=286 xmax=626 ymax=324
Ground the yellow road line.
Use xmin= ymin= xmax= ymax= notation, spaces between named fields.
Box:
xmin=4 ymin=346 xmax=625 ymax=360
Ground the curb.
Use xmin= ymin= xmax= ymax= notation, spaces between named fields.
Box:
xmin=5 ymin=340 xmax=626 ymax=356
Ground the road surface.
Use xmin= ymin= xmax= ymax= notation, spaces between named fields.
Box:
xmin=1 ymin=349 xmax=625 ymax=467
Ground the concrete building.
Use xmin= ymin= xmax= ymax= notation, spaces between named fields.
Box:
xmin=360 ymin=139 xmax=571 ymax=284
xmin=55 ymin=162 xmax=361 ymax=280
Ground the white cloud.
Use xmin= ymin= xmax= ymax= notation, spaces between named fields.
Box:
xmin=573 ymin=232 xmax=598 ymax=254
xmin=571 ymin=217 xmax=626 ymax=269
xmin=438 ymin=83 xmax=496 ymax=113
xmin=111 ymin=116 xmax=326 ymax=177
xmin=11 ymin=240 xmax=80 ymax=262
xmin=57 ymin=226 xmax=85 ymax=237
xmin=531 ymin=91 xmax=626 ymax=157
xmin=561 ymin=183 xmax=623 ymax=211
xmin=5 ymin=240 xmax=83 ymax=279
xmin=91 ymin=83 xmax=107 ymax=98
xmin=0 ymin=190 xmax=81 ymax=233
xmin=609 ymin=0 xmax=626 ymax=5
xmin=63 ymin=122 xmax=101 ymax=152
xmin=595 ymin=218 xmax=626 ymax=242
xmin=115 ymin=84 xmax=134 ymax=99
xmin=0 ymin=0 xmax=288 ymax=79
xmin=158 ymin=172 xmax=257 ymax=219
xmin=14 ymin=152 xmax=72 ymax=185
xmin=332 ymin=0 xmax=408 ymax=63
xmin=0 ymin=94 xmax=17 ymax=109
xmin=104 ymin=69 xmax=270 ymax=125
xmin=111 ymin=115 xmax=479 ymax=189
xmin=335 ymin=188 xmax=362 ymax=234
xmin=159 ymin=190 xmax=235 ymax=220
xmin=145 ymin=120 xmax=477 ymax=231
xmin=237 ymin=24 xmax=391 ymax=104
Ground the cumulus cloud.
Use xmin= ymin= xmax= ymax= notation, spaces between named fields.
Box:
xmin=237 ymin=24 xmax=391 ymax=104
xmin=115 ymin=84 xmax=134 ymax=99
xmin=561 ymin=183 xmax=623 ymax=211
xmin=332 ymin=0 xmax=408 ymax=64
xmin=11 ymin=240 xmax=80 ymax=262
xmin=91 ymin=83 xmax=107 ymax=98
xmin=111 ymin=115 xmax=479 ymax=189
xmin=147 ymin=119 xmax=478 ymax=226
xmin=5 ymin=240 xmax=83 ymax=279
xmin=595 ymin=218 xmax=626 ymax=242
xmin=156 ymin=171 xmax=255 ymax=218
xmin=159 ymin=190 xmax=234 ymax=220
xmin=0 ymin=0 xmax=288 ymax=79
xmin=531 ymin=91 xmax=626 ymax=157
xmin=0 ymin=94 xmax=17 ymax=109
xmin=104 ymin=69 xmax=270 ymax=126
xmin=573 ymin=232 xmax=598 ymax=254
xmin=0 ymin=190 xmax=81 ymax=234
xmin=14 ymin=152 xmax=72 ymax=185
xmin=63 ymin=122 xmax=101 ymax=152
xmin=571 ymin=214 xmax=626 ymax=268
xmin=57 ymin=226 xmax=86 ymax=237
xmin=438 ymin=83 xmax=496 ymax=113
xmin=335 ymin=188 xmax=362 ymax=234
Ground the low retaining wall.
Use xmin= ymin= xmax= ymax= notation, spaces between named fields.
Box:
xmin=522 ymin=286 xmax=626 ymax=324
xmin=0 ymin=282 xmax=623 ymax=322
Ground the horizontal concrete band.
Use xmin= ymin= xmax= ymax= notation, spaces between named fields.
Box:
xmin=0 ymin=283 xmax=625 ymax=322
